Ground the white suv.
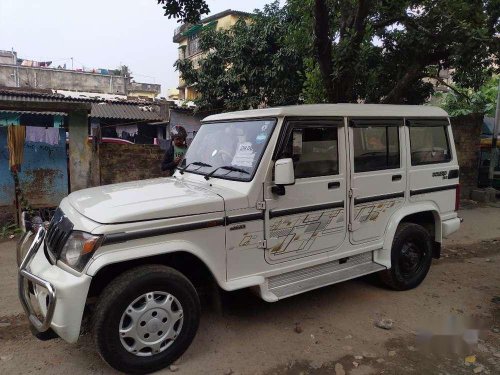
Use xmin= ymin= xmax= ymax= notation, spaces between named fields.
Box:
xmin=18 ymin=104 xmax=461 ymax=373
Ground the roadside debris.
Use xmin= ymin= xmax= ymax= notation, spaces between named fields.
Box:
xmin=294 ymin=323 xmax=303 ymax=334
xmin=464 ymin=355 xmax=477 ymax=365
xmin=473 ymin=365 xmax=484 ymax=374
xmin=375 ymin=318 xmax=394 ymax=330
xmin=169 ymin=365 xmax=179 ymax=372
xmin=388 ymin=350 xmax=396 ymax=357
xmin=334 ymin=363 xmax=345 ymax=375
xmin=491 ymin=296 xmax=500 ymax=304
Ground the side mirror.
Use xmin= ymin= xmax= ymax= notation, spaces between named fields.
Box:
xmin=273 ymin=158 xmax=295 ymax=196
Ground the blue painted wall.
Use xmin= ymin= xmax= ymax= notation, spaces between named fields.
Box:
xmin=0 ymin=127 xmax=68 ymax=208
xmin=0 ymin=127 xmax=15 ymax=206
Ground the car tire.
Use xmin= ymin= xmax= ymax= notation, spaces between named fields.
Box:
xmin=379 ymin=223 xmax=433 ymax=291
xmin=92 ymin=265 xmax=200 ymax=374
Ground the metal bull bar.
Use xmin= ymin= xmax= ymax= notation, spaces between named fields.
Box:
xmin=17 ymin=227 xmax=56 ymax=332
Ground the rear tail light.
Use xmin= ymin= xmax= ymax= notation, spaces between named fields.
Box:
xmin=455 ymin=184 xmax=461 ymax=211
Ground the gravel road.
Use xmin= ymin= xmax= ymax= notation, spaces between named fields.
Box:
xmin=0 ymin=205 xmax=499 ymax=375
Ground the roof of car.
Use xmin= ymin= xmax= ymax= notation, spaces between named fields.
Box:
xmin=202 ymin=104 xmax=448 ymax=122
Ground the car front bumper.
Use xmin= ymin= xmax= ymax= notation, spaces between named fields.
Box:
xmin=18 ymin=227 xmax=91 ymax=343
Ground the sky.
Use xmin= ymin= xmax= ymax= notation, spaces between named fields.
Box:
xmin=0 ymin=0 xmax=274 ymax=97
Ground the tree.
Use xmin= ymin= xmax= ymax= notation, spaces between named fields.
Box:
xmin=174 ymin=2 xmax=306 ymax=111
xmin=158 ymin=0 xmax=499 ymax=107
xmin=308 ymin=0 xmax=499 ymax=103
xmin=157 ymin=0 xmax=209 ymax=23
xmin=437 ymin=75 xmax=499 ymax=117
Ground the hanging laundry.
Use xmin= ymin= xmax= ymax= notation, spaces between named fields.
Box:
xmin=7 ymin=125 xmax=26 ymax=171
xmin=25 ymin=127 xmax=45 ymax=143
xmin=45 ymin=127 xmax=60 ymax=145
xmin=26 ymin=127 xmax=60 ymax=145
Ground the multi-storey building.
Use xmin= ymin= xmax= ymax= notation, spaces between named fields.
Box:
xmin=173 ymin=9 xmax=251 ymax=101
xmin=0 ymin=49 xmax=161 ymax=98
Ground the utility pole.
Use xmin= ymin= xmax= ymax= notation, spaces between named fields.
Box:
xmin=71 ymin=57 xmax=74 ymax=70
xmin=488 ymin=78 xmax=500 ymax=186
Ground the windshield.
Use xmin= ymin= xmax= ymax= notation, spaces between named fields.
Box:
xmin=180 ymin=118 xmax=276 ymax=181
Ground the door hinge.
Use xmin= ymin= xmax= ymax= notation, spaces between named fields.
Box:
xmin=256 ymin=201 xmax=266 ymax=210
xmin=257 ymin=238 xmax=280 ymax=249
xmin=348 ymin=222 xmax=361 ymax=231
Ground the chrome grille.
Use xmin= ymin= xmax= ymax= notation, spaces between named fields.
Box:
xmin=45 ymin=208 xmax=73 ymax=258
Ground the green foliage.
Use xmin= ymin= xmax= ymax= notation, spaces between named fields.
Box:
xmin=302 ymin=58 xmax=327 ymax=104
xmin=175 ymin=2 xmax=306 ymax=111
xmin=163 ymin=0 xmax=499 ymax=108
xmin=157 ymin=0 xmax=209 ymax=23
xmin=437 ymin=75 xmax=499 ymax=117
xmin=0 ymin=222 xmax=21 ymax=239
xmin=111 ymin=65 xmax=132 ymax=77
xmin=317 ymin=0 xmax=499 ymax=103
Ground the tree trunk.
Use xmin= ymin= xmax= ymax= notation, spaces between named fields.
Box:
xmin=381 ymin=65 xmax=421 ymax=104
xmin=331 ymin=0 xmax=371 ymax=103
xmin=313 ymin=0 xmax=371 ymax=103
xmin=313 ymin=0 xmax=335 ymax=102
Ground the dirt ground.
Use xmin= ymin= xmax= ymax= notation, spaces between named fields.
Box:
xmin=0 ymin=204 xmax=499 ymax=375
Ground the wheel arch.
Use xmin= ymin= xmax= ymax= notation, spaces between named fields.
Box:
xmin=374 ymin=203 xmax=442 ymax=268
xmin=86 ymin=246 xmax=222 ymax=300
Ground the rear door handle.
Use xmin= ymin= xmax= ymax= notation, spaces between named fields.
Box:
xmin=328 ymin=181 xmax=340 ymax=189
xmin=392 ymin=174 xmax=402 ymax=181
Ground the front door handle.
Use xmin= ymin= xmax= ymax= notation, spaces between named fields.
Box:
xmin=392 ymin=174 xmax=402 ymax=181
xmin=328 ymin=181 xmax=340 ymax=189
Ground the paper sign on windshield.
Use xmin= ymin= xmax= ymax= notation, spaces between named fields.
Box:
xmin=231 ymin=142 xmax=255 ymax=168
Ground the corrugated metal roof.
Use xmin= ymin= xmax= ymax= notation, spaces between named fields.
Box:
xmin=0 ymin=87 xmax=94 ymax=103
xmin=0 ymin=109 xmax=66 ymax=116
xmin=91 ymin=103 xmax=163 ymax=121
xmin=0 ymin=87 xmax=159 ymax=105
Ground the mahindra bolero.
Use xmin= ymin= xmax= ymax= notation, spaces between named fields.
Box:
xmin=18 ymin=104 xmax=461 ymax=373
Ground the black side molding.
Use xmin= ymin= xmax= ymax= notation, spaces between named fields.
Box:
xmin=354 ymin=192 xmax=405 ymax=205
xmin=269 ymin=201 xmax=344 ymax=219
xmin=410 ymin=184 xmax=458 ymax=196
xmin=225 ymin=212 xmax=264 ymax=224
xmin=102 ymin=218 xmax=225 ymax=246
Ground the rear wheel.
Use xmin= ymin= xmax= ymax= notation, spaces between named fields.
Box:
xmin=92 ymin=265 xmax=200 ymax=374
xmin=380 ymin=223 xmax=433 ymax=291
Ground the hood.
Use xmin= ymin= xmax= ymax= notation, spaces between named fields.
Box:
xmin=68 ymin=178 xmax=224 ymax=224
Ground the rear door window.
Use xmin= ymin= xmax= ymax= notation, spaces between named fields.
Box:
xmin=409 ymin=125 xmax=451 ymax=165
xmin=353 ymin=125 xmax=400 ymax=172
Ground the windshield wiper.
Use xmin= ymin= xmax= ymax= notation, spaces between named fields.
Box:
xmin=204 ymin=165 xmax=249 ymax=180
xmin=178 ymin=161 xmax=212 ymax=174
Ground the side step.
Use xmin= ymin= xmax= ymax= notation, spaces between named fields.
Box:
xmin=266 ymin=252 xmax=385 ymax=300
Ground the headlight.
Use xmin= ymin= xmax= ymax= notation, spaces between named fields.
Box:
xmin=59 ymin=231 xmax=102 ymax=271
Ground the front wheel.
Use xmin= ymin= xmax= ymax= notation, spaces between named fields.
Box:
xmin=92 ymin=265 xmax=200 ymax=374
xmin=380 ymin=223 xmax=433 ymax=291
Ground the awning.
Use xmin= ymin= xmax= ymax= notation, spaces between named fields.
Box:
xmin=91 ymin=103 xmax=163 ymax=121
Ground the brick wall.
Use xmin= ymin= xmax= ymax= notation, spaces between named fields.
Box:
xmin=450 ymin=114 xmax=483 ymax=198
xmin=99 ymin=143 xmax=166 ymax=185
